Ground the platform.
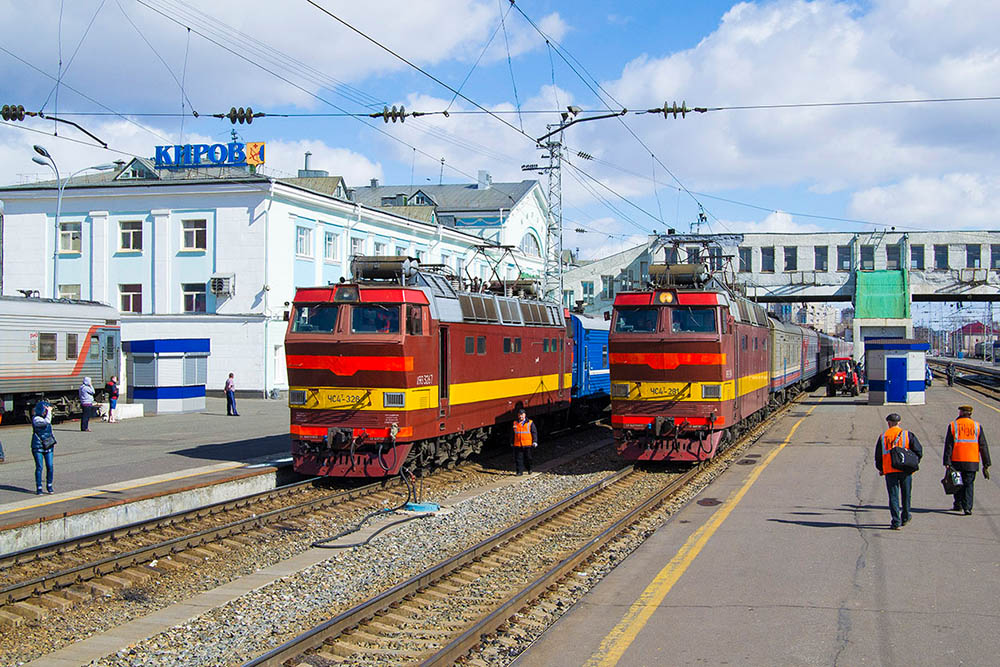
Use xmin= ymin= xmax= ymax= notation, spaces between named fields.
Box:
xmin=0 ymin=397 xmax=295 ymax=552
xmin=519 ymin=383 xmax=1000 ymax=666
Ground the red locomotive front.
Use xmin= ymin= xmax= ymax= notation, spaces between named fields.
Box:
xmin=610 ymin=265 xmax=769 ymax=462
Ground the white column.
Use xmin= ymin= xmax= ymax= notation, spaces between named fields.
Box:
xmin=151 ymin=209 xmax=171 ymax=314
xmin=90 ymin=211 xmax=109 ymax=303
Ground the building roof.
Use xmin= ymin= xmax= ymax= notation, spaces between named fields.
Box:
xmin=0 ymin=157 xmax=266 ymax=191
xmin=953 ymin=321 xmax=1000 ymax=335
xmin=277 ymin=176 xmax=345 ymax=197
xmin=353 ymin=181 xmax=536 ymax=212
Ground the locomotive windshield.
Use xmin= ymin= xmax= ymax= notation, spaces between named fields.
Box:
xmin=351 ymin=304 xmax=401 ymax=334
xmin=670 ymin=307 xmax=717 ymax=333
xmin=291 ymin=303 xmax=339 ymax=333
xmin=615 ymin=307 xmax=659 ymax=333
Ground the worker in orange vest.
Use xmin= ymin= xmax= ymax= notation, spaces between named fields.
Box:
xmin=511 ymin=408 xmax=538 ymax=476
xmin=943 ymin=405 xmax=991 ymax=515
xmin=874 ymin=413 xmax=923 ymax=530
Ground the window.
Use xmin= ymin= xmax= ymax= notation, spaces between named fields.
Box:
xmin=860 ymin=245 xmax=874 ymax=270
xmin=351 ymin=237 xmax=365 ymax=257
xmin=324 ymin=232 xmax=339 ymax=261
xmin=614 ymin=307 xmax=658 ymax=333
xmin=966 ymin=244 xmax=981 ymax=269
xmin=90 ymin=336 xmax=100 ymax=358
xmin=477 ymin=336 xmax=486 ymax=354
xmin=351 ymin=304 xmax=399 ymax=333
xmin=519 ymin=233 xmax=542 ymax=257
xmin=761 ymin=247 xmax=775 ymax=273
xmin=601 ymin=275 xmax=614 ymax=300
xmin=543 ymin=339 xmax=549 ymax=353
xmin=886 ymin=245 xmax=900 ymax=270
xmin=514 ymin=337 xmax=522 ymax=353
xmin=406 ymin=305 xmax=423 ymax=335
xmin=503 ymin=337 xmax=511 ymax=353
xmin=992 ymin=245 xmax=1000 ymax=270
xmin=296 ymin=226 xmax=313 ymax=257
xmin=911 ymin=244 xmax=925 ymax=270
xmin=665 ymin=246 xmax=679 ymax=264
xmin=38 ymin=333 xmax=57 ymax=360
xmin=671 ymin=307 xmax=717 ymax=333
xmin=602 ymin=345 xmax=608 ymax=367
xmin=375 ymin=242 xmax=387 ymax=256
xmin=582 ymin=281 xmax=595 ymax=305
xmin=66 ymin=333 xmax=78 ymax=360
xmin=120 ymin=284 xmax=142 ymax=313
xmin=465 ymin=336 xmax=475 ymax=354
xmin=58 ymin=284 xmax=81 ymax=300
xmin=784 ymin=247 xmax=798 ymax=271
xmin=563 ymin=289 xmax=574 ymax=308
xmin=686 ymin=247 xmax=700 ymax=264
xmin=291 ymin=304 xmax=339 ymax=333
xmin=59 ymin=222 xmax=81 ymax=252
xmin=414 ymin=249 xmax=424 ymax=261
xmin=738 ymin=247 xmax=752 ymax=272
xmin=934 ymin=244 xmax=949 ymax=270
xmin=120 ymin=221 xmax=142 ymax=251
xmin=182 ymin=283 xmax=207 ymax=313
xmin=182 ymin=219 xmax=207 ymax=250
xmin=708 ymin=247 xmax=722 ymax=271
xmin=640 ymin=261 xmax=649 ymax=283
xmin=814 ymin=246 xmax=828 ymax=272
xmin=396 ymin=246 xmax=407 ymax=256
xmin=837 ymin=245 xmax=851 ymax=271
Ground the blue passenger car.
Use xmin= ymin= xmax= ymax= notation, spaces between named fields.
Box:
xmin=569 ymin=312 xmax=610 ymax=418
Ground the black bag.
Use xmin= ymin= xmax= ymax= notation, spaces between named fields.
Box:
xmin=890 ymin=446 xmax=919 ymax=473
xmin=40 ymin=433 xmax=57 ymax=450
xmin=941 ymin=467 xmax=964 ymax=495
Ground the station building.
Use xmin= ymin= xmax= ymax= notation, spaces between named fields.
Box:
xmin=0 ymin=144 xmax=548 ymax=396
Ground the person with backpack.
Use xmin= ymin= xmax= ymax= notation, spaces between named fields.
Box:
xmin=31 ymin=401 xmax=56 ymax=495
xmin=104 ymin=376 xmax=119 ymax=423
xmin=875 ymin=413 xmax=923 ymax=530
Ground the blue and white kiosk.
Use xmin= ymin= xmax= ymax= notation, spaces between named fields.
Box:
xmin=865 ymin=338 xmax=929 ymax=405
xmin=124 ymin=338 xmax=210 ymax=414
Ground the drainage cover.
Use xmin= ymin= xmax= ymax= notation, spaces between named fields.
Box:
xmin=736 ymin=458 xmax=757 ymax=465
xmin=697 ymin=498 xmax=722 ymax=506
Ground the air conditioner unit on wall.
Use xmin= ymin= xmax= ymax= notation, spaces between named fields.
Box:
xmin=210 ymin=273 xmax=235 ymax=297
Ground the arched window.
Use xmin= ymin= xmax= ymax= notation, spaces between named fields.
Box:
xmin=519 ymin=232 xmax=542 ymax=257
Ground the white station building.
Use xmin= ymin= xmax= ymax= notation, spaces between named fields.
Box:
xmin=0 ymin=143 xmax=549 ymax=397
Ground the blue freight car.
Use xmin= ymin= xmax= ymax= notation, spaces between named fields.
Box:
xmin=569 ymin=311 xmax=610 ymax=419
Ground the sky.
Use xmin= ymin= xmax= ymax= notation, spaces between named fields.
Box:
xmin=1 ymin=0 xmax=999 ymax=262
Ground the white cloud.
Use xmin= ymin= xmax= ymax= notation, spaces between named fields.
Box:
xmin=850 ymin=173 xmax=1000 ymax=229
xmin=260 ymin=139 xmax=382 ymax=185
xmin=719 ymin=210 xmax=824 ymax=235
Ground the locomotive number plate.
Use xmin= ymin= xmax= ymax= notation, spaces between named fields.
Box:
xmin=327 ymin=392 xmax=367 ymax=404
xmin=649 ymin=386 xmax=687 ymax=397
xmin=416 ymin=374 xmax=434 ymax=386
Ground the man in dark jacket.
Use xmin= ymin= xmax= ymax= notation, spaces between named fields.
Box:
xmin=875 ymin=413 xmax=923 ymax=529
xmin=943 ymin=405 xmax=991 ymax=515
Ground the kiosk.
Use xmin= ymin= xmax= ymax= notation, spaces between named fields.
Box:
xmin=125 ymin=338 xmax=210 ymax=414
xmin=865 ymin=338 xmax=929 ymax=405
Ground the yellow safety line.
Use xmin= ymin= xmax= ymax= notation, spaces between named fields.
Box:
xmin=0 ymin=463 xmax=245 ymax=517
xmin=952 ymin=386 xmax=1000 ymax=414
xmin=584 ymin=400 xmax=822 ymax=667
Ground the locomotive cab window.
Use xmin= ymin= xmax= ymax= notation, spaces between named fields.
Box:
xmin=614 ymin=307 xmax=659 ymax=333
xmin=671 ymin=307 xmax=717 ymax=333
xmin=291 ymin=304 xmax=339 ymax=333
xmin=465 ymin=336 xmax=475 ymax=354
xmin=352 ymin=305 xmax=400 ymax=334
xmin=477 ymin=336 xmax=486 ymax=354
xmin=405 ymin=304 xmax=424 ymax=335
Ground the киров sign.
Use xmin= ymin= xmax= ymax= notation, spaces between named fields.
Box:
xmin=154 ymin=142 xmax=265 ymax=169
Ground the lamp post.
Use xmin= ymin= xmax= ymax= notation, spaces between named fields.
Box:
xmin=31 ymin=145 xmax=116 ymax=298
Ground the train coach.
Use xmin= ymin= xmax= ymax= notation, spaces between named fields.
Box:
xmin=286 ymin=257 xmax=583 ymax=478
xmin=0 ymin=295 xmax=121 ymax=420
xmin=609 ymin=263 xmax=849 ymax=463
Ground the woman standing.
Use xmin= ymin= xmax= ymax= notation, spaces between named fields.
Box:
xmin=104 ymin=376 xmax=119 ymax=423
xmin=31 ymin=401 xmax=55 ymax=495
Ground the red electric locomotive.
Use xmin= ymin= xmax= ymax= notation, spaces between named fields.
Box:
xmin=286 ymin=257 xmax=570 ymax=478
xmin=610 ymin=263 xmax=771 ymax=462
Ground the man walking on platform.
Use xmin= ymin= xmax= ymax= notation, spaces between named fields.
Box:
xmin=943 ymin=405 xmax=991 ymax=515
xmin=875 ymin=413 xmax=923 ymax=530
xmin=225 ymin=373 xmax=239 ymax=416
xmin=511 ymin=408 xmax=538 ymax=475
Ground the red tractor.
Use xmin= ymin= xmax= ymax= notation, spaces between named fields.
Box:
xmin=827 ymin=357 xmax=861 ymax=396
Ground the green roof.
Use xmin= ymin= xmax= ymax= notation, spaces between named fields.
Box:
xmin=854 ymin=270 xmax=910 ymax=318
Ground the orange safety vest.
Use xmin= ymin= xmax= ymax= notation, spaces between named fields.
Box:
xmin=880 ymin=426 xmax=910 ymax=475
xmin=513 ymin=419 xmax=534 ymax=447
xmin=950 ymin=417 xmax=981 ymax=463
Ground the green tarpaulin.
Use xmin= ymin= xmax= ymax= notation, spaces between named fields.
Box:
xmin=854 ymin=270 xmax=909 ymax=319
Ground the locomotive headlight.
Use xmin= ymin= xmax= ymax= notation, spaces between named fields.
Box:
xmin=611 ymin=383 xmax=630 ymax=398
xmin=657 ymin=291 xmax=674 ymax=304
xmin=701 ymin=384 xmax=722 ymax=399
xmin=383 ymin=392 xmax=405 ymax=408
xmin=289 ymin=389 xmax=307 ymax=406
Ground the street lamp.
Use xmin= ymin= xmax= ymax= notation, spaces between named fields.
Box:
xmin=31 ymin=145 xmax=116 ymax=298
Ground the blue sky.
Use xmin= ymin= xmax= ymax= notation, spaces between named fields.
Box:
xmin=2 ymin=0 xmax=998 ymax=259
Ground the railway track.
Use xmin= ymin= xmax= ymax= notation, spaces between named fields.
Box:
xmin=243 ymin=395 xmax=805 ymax=667
xmin=927 ymin=359 xmax=1000 ymax=402
xmin=0 ymin=424 xmax=612 ymax=628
